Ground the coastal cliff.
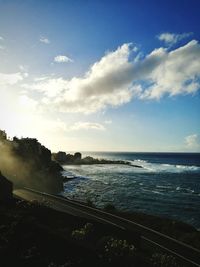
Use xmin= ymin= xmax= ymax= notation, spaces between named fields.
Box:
xmin=0 ymin=130 xmax=63 ymax=193
xmin=0 ymin=171 xmax=13 ymax=202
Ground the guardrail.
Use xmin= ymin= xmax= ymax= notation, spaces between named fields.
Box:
xmin=16 ymin=187 xmax=200 ymax=267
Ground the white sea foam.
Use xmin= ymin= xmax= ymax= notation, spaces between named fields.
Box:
xmin=156 ymin=185 xmax=172 ymax=189
xmin=130 ymin=159 xmax=200 ymax=173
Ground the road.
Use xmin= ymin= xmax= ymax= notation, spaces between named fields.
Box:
xmin=14 ymin=188 xmax=200 ymax=267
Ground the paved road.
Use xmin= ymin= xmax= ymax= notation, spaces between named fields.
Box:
xmin=14 ymin=188 xmax=200 ymax=267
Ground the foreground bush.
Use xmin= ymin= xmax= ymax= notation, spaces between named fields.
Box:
xmin=151 ymin=253 xmax=180 ymax=267
xmin=98 ymin=236 xmax=136 ymax=264
xmin=71 ymin=223 xmax=94 ymax=241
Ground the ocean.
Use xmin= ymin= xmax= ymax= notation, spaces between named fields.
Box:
xmin=62 ymin=152 xmax=200 ymax=229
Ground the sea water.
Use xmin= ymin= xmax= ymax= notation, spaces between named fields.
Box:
xmin=62 ymin=152 xmax=200 ymax=229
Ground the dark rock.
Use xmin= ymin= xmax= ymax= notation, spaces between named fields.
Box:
xmin=0 ymin=171 xmax=13 ymax=202
xmin=13 ymin=137 xmax=52 ymax=169
xmin=49 ymin=161 xmax=63 ymax=172
xmin=0 ymin=130 xmax=7 ymax=140
xmin=74 ymin=152 xmax=82 ymax=162
xmin=81 ymin=156 xmax=94 ymax=164
xmin=0 ymin=130 xmax=63 ymax=194
xmin=130 ymin=164 xmax=143 ymax=168
xmin=54 ymin=151 xmax=67 ymax=163
xmin=66 ymin=154 xmax=74 ymax=163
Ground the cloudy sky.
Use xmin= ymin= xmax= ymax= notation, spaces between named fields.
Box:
xmin=0 ymin=0 xmax=200 ymax=152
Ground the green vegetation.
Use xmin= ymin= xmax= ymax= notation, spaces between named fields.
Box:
xmin=104 ymin=205 xmax=200 ymax=250
xmin=0 ymin=199 xmax=151 ymax=267
xmin=0 ymin=200 xmax=97 ymax=266
xmin=71 ymin=223 xmax=94 ymax=241
xmin=1 ymin=195 xmax=197 ymax=267
xmin=102 ymin=237 xmax=136 ymax=261
xmin=151 ymin=253 xmax=180 ymax=267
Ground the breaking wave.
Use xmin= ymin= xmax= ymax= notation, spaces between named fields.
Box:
xmin=130 ymin=160 xmax=200 ymax=173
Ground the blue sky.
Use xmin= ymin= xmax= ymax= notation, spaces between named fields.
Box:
xmin=0 ymin=0 xmax=200 ymax=152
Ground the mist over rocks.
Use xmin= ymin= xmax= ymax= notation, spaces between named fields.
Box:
xmin=0 ymin=130 xmax=63 ymax=193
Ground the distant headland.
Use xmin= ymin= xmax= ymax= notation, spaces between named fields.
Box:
xmin=52 ymin=151 xmax=142 ymax=168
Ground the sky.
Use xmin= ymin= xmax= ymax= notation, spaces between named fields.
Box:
xmin=0 ymin=0 xmax=200 ymax=152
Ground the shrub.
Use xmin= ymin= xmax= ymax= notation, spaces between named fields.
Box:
xmin=151 ymin=253 xmax=180 ymax=267
xmin=71 ymin=223 xmax=94 ymax=241
xmin=101 ymin=237 xmax=136 ymax=262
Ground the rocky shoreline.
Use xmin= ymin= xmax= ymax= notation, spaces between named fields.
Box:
xmin=52 ymin=151 xmax=142 ymax=168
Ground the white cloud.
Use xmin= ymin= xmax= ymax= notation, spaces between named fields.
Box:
xmin=0 ymin=37 xmax=5 ymax=50
xmin=0 ymin=72 xmax=25 ymax=86
xmin=39 ymin=36 xmax=50 ymax=44
xmin=185 ymin=134 xmax=200 ymax=151
xmin=19 ymin=65 xmax=26 ymax=71
xmin=54 ymin=55 xmax=73 ymax=63
xmin=104 ymin=120 xmax=112 ymax=124
xmin=23 ymin=40 xmax=200 ymax=113
xmin=140 ymin=40 xmax=200 ymax=99
xmin=158 ymin=32 xmax=193 ymax=46
xmin=39 ymin=118 xmax=68 ymax=133
xmin=70 ymin=122 xmax=105 ymax=131
xmin=25 ymin=44 xmax=135 ymax=113
xmin=18 ymin=65 xmax=29 ymax=78
xmin=23 ymin=77 xmax=68 ymax=98
xmin=34 ymin=76 xmax=49 ymax=82
xmin=18 ymin=95 xmax=38 ymax=110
